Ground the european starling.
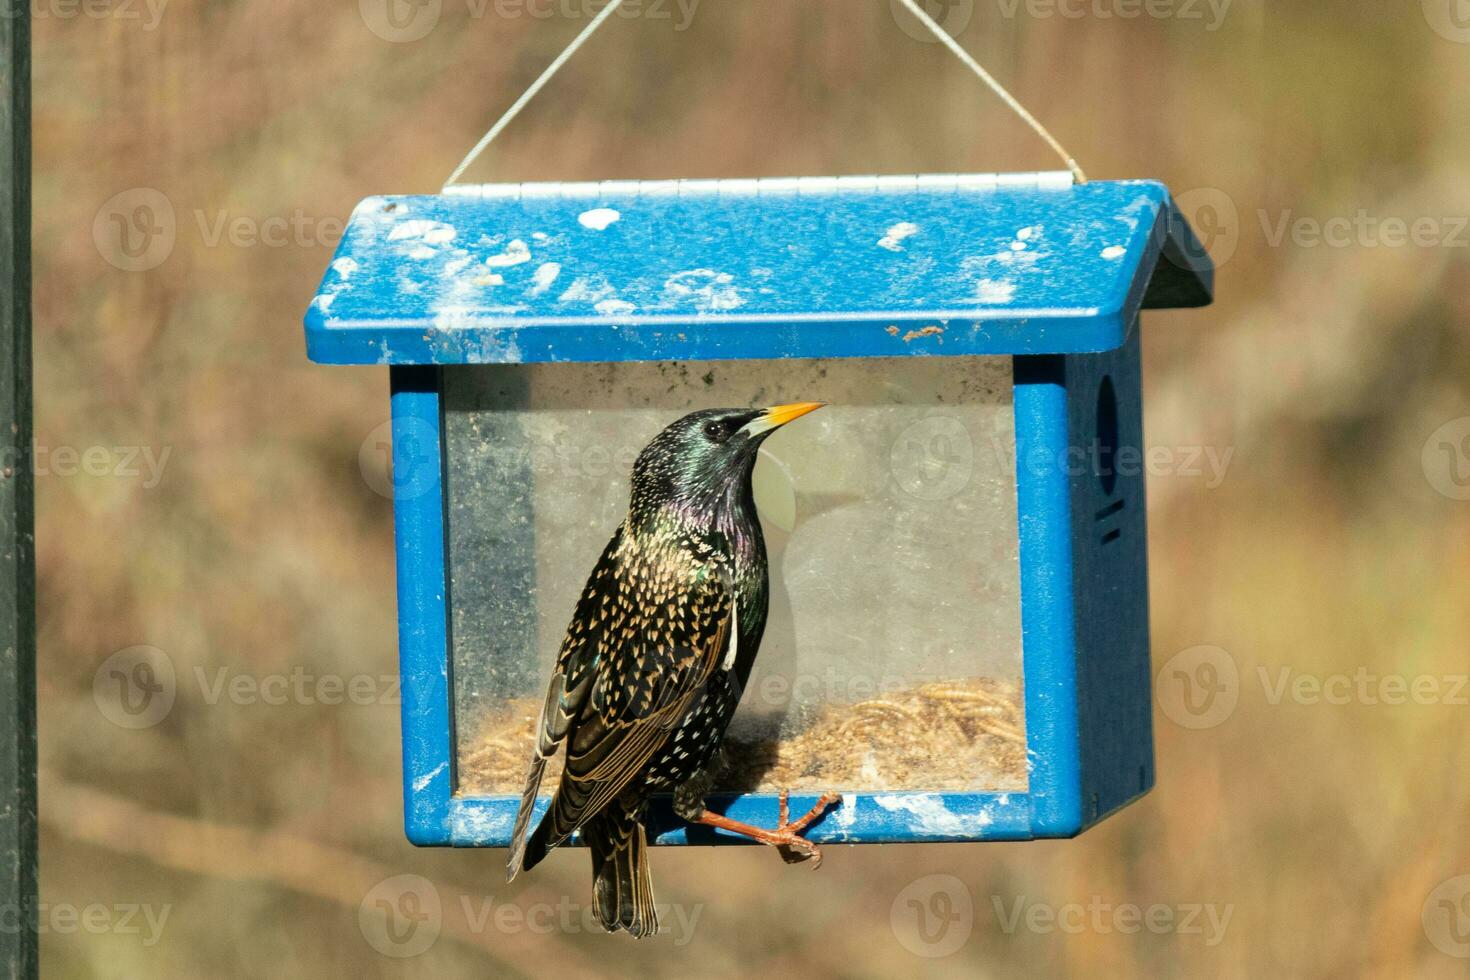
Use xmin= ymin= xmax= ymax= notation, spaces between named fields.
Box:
xmin=506 ymin=403 xmax=842 ymax=938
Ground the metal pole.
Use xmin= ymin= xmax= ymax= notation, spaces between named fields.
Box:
xmin=0 ymin=3 xmax=35 ymax=976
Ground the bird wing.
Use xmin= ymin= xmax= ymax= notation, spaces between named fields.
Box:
xmin=533 ymin=533 xmax=735 ymax=852
xmin=508 ymin=526 xmax=627 ymax=877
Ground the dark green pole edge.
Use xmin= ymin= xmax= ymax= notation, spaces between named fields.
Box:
xmin=0 ymin=5 xmax=35 ymax=978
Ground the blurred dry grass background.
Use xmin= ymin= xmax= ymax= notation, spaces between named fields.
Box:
xmin=28 ymin=0 xmax=1470 ymax=976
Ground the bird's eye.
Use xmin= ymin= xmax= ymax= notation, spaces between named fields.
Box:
xmin=702 ymin=421 xmax=729 ymax=443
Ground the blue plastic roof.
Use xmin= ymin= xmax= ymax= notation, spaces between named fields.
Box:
xmin=304 ymin=173 xmax=1212 ymax=365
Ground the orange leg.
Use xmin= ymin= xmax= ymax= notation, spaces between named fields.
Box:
xmin=690 ymin=791 xmax=843 ymax=867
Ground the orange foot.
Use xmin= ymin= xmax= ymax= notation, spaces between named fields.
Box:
xmin=690 ymin=791 xmax=843 ymax=868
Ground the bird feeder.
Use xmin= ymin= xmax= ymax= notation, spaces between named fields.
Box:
xmin=304 ymin=171 xmax=1213 ymax=847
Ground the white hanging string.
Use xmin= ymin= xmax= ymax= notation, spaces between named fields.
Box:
xmin=892 ymin=0 xmax=1087 ymax=184
xmin=445 ymin=0 xmax=1087 ymax=188
xmin=444 ymin=0 xmax=630 ymax=188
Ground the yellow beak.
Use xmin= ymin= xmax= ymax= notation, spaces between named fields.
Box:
xmin=742 ymin=401 xmax=825 ymax=437
xmin=764 ymin=402 xmax=826 ymax=427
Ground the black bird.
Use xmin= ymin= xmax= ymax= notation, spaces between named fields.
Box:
xmin=506 ymin=403 xmax=841 ymax=938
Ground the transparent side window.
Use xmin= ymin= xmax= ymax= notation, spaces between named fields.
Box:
xmin=444 ymin=356 xmax=1026 ymax=796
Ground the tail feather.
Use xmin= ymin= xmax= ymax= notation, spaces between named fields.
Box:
xmin=586 ymin=805 xmax=657 ymax=938
xmin=506 ymin=755 xmax=547 ymax=882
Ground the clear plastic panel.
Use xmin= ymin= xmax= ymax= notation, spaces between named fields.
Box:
xmin=444 ymin=357 xmax=1025 ymax=796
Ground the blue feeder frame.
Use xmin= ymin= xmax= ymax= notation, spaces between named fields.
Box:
xmin=305 ymin=172 xmax=1213 ymax=848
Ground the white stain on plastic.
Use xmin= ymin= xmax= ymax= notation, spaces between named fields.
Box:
xmin=388 ymin=219 xmax=456 ymax=245
xmin=408 ymin=245 xmax=436 ymax=260
xmin=453 ymin=806 xmax=516 ymax=840
xmin=430 ymin=310 xmax=525 ymax=362
xmin=976 ymin=279 xmax=1016 ymax=304
xmin=413 ymin=762 xmax=447 ymax=793
xmin=878 ymin=221 xmax=920 ymax=252
xmin=969 ymin=247 xmax=1043 ymax=271
xmin=595 ymin=299 xmax=637 ymax=316
xmin=664 ymin=269 xmax=745 ymax=313
xmin=1101 ymin=245 xmax=1127 ymax=260
xmin=331 ymin=257 xmax=359 ymax=279
xmin=485 ymin=238 xmax=532 ymax=268
xmin=873 ymin=794 xmax=993 ymax=836
xmin=475 ymin=329 xmax=524 ymax=363
xmin=443 ymin=256 xmax=472 ymax=276
xmin=832 ymin=797 xmax=859 ymax=835
xmin=1006 ymin=226 xmax=1041 ymax=254
xmin=560 ymin=276 xmax=616 ymax=305
xmin=578 ymin=208 xmax=621 ymax=231
xmin=560 ymin=275 xmax=634 ymax=315
xmin=530 ymin=262 xmax=562 ymax=296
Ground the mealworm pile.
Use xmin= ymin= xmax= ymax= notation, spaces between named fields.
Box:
xmin=458 ymin=678 xmax=1028 ymax=796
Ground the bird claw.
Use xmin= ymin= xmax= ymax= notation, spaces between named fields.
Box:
xmin=688 ymin=790 xmax=842 ymax=867
xmin=772 ymin=790 xmax=842 ymax=868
